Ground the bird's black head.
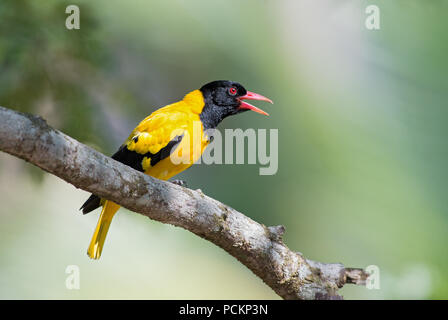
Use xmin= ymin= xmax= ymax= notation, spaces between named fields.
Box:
xmin=199 ymin=80 xmax=272 ymax=130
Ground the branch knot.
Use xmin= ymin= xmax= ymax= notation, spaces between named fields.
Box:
xmin=267 ymin=225 xmax=285 ymax=241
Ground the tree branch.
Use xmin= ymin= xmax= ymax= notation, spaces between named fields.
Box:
xmin=0 ymin=106 xmax=369 ymax=299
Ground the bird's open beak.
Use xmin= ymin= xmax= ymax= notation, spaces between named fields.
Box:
xmin=238 ymin=91 xmax=273 ymax=116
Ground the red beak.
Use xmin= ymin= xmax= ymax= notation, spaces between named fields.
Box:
xmin=238 ymin=91 xmax=273 ymax=116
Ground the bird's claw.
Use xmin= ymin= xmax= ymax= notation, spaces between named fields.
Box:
xmin=171 ymin=179 xmax=187 ymax=187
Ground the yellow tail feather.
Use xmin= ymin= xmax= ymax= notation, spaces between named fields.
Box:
xmin=87 ymin=200 xmax=121 ymax=260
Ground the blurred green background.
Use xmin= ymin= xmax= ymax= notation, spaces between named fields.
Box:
xmin=1 ymin=0 xmax=447 ymax=299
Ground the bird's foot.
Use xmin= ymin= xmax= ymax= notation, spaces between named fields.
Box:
xmin=171 ymin=179 xmax=187 ymax=187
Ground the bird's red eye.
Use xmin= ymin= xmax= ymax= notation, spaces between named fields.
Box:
xmin=229 ymin=87 xmax=237 ymax=96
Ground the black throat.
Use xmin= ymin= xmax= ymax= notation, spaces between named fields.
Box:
xmin=199 ymin=90 xmax=230 ymax=130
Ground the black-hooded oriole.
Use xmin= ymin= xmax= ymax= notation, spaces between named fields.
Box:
xmin=80 ymin=80 xmax=272 ymax=259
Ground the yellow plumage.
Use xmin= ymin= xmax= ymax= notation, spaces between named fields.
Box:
xmin=87 ymin=89 xmax=210 ymax=259
xmin=87 ymin=200 xmax=120 ymax=259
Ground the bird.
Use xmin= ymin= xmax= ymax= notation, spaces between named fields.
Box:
xmin=80 ymin=80 xmax=273 ymax=259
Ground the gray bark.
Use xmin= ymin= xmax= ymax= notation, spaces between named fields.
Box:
xmin=0 ymin=106 xmax=368 ymax=299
